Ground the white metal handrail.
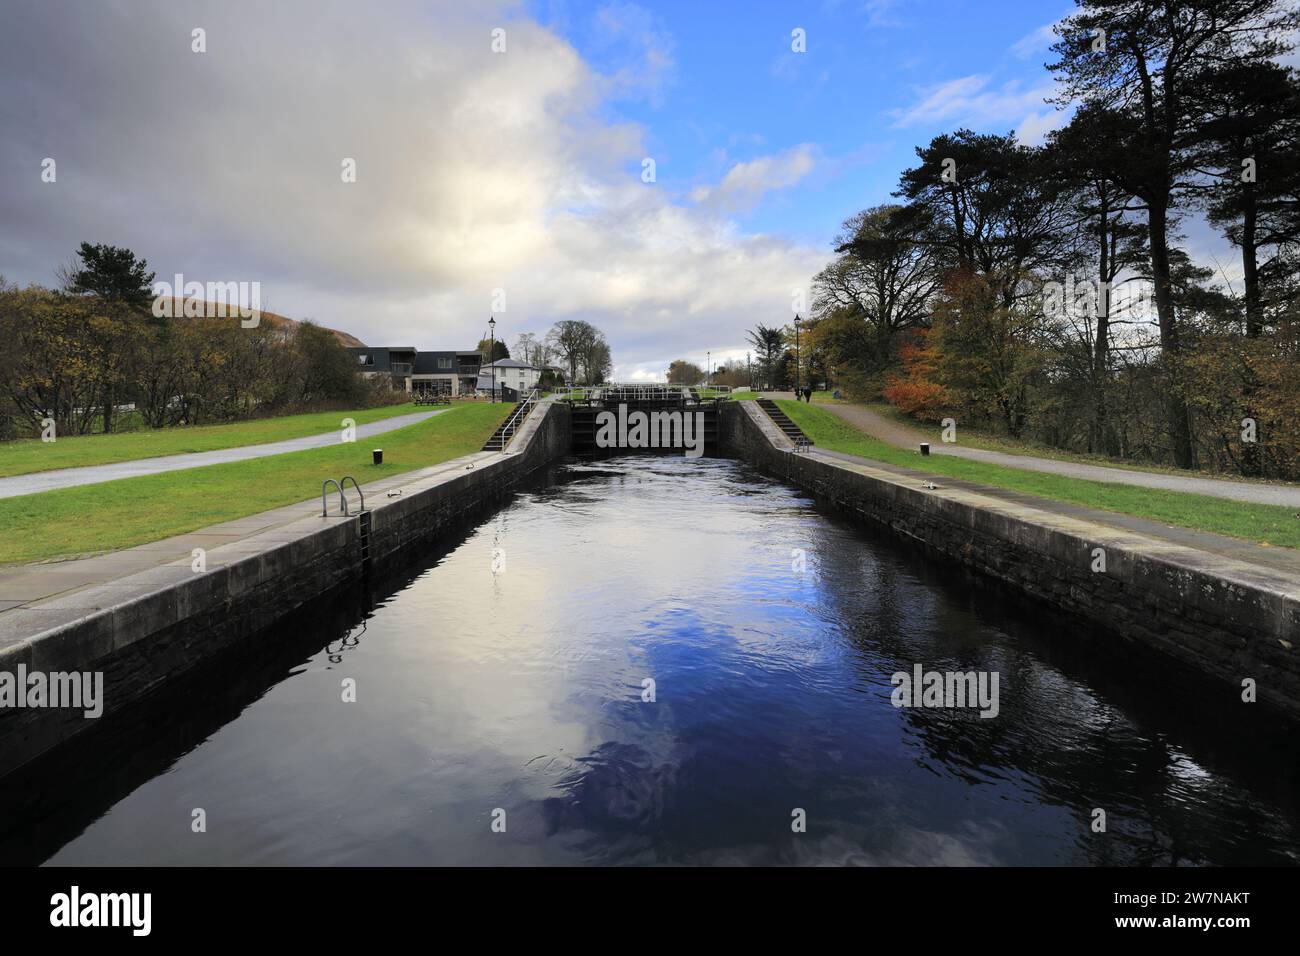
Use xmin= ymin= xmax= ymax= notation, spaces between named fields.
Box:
xmin=322 ymin=478 xmax=346 ymax=516
xmin=490 ymin=388 xmax=540 ymax=451
xmin=553 ymin=383 xmax=732 ymax=401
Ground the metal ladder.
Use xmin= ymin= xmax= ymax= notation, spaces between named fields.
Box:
xmin=321 ymin=476 xmax=366 ymax=517
xmin=323 ymin=476 xmax=372 ymax=568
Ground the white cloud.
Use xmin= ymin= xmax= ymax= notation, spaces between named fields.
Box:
xmin=1015 ymin=108 xmax=1069 ymax=146
xmin=0 ymin=0 xmax=823 ymax=374
xmin=615 ymin=347 xmax=752 ymax=383
xmin=690 ymin=144 xmax=818 ymax=213
xmin=1010 ymin=22 xmax=1059 ymax=60
xmin=890 ymin=74 xmax=1058 ymax=132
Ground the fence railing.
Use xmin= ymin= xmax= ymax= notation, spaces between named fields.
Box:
xmin=488 ymin=388 xmax=540 ymax=451
xmin=552 ymin=384 xmax=732 ymax=403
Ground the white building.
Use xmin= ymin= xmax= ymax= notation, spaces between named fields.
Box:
xmin=479 ymin=358 xmax=541 ymax=395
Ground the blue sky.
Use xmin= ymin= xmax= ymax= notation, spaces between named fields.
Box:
xmin=546 ymin=0 xmax=1072 ymax=251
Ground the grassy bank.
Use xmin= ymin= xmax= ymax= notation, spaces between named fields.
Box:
xmin=776 ymin=400 xmax=1300 ymax=550
xmin=728 ymin=389 xmax=842 ymax=403
xmin=854 ymin=400 xmax=1291 ymax=482
xmin=0 ymin=402 xmax=425 ymax=478
xmin=0 ymin=402 xmax=510 ymax=565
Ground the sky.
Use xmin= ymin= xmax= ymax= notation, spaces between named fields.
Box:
xmin=0 ymin=0 xmax=1152 ymax=381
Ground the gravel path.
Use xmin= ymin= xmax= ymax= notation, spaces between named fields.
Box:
xmin=814 ymin=401 xmax=1300 ymax=508
xmin=0 ymin=410 xmax=446 ymax=500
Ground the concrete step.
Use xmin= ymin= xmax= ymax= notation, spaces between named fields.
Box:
xmin=756 ymin=398 xmax=813 ymax=447
xmin=481 ymin=403 xmax=529 ymax=451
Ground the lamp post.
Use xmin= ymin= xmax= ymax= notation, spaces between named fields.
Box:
xmin=706 ymin=351 xmax=711 ymax=388
xmin=794 ymin=314 xmax=801 ymax=395
xmin=488 ymin=316 xmax=496 ymax=403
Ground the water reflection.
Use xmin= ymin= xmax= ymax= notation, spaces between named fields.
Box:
xmin=10 ymin=455 xmax=1300 ymax=866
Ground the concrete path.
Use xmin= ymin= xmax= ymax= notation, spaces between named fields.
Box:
xmin=0 ymin=410 xmax=446 ymax=500
xmin=805 ymin=400 xmax=1300 ymax=508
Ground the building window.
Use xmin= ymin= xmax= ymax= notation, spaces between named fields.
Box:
xmin=437 ymin=356 xmax=452 ymax=369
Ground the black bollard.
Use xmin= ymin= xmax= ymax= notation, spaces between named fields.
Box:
xmin=373 ymin=449 xmax=383 ymax=465
xmin=919 ymin=443 xmax=930 ymax=457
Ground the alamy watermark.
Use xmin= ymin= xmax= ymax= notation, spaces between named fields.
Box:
xmin=1040 ymin=275 xmax=1154 ymax=321
xmin=891 ymin=664 xmax=999 ymax=718
xmin=1 ymin=665 xmax=103 ymax=718
xmin=50 ymin=886 xmax=150 ymax=936
xmin=151 ymin=273 xmax=261 ymax=327
xmin=595 ymin=403 xmax=706 ymax=458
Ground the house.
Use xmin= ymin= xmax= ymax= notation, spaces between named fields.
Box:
xmin=455 ymin=351 xmax=484 ymax=393
xmin=346 ymin=347 xmax=482 ymax=396
xmin=347 ymin=347 xmax=416 ymax=390
xmin=411 ymin=351 xmax=463 ymax=396
xmin=411 ymin=350 xmax=485 ymax=396
xmin=479 ymin=358 xmax=541 ymax=397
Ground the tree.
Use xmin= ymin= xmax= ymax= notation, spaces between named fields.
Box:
xmin=745 ymin=323 xmax=786 ymax=388
xmin=666 ymin=359 xmax=704 ymax=384
xmin=896 ymin=130 xmax=1072 ymax=310
xmin=546 ymin=320 xmax=609 ymax=384
xmin=62 ymin=242 xmax=157 ymax=432
xmin=882 ymin=328 xmax=946 ymax=420
xmin=1047 ymin=104 xmax=1151 ymax=455
xmin=580 ymin=335 xmax=612 ymax=384
xmin=1187 ymin=61 xmax=1300 ymax=336
xmin=476 ymin=337 xmax=510 ymax=362
xmin=513 ymin=332 xmax=548 ymax=367
xmin=811 ymin=204 xmax=940 ymax=392
xmin=709 ymin=360 xmax=751 ymax=389
xmin=1048 ymin=0 xmax=1299 ymax=467
xmin=65 ymin=242 xmax=156 ymax=308
xmin=1182 ymin=62 xmax=1300 ymax=474
xmin=130 ymin=320 xmax=190 ymax=428
xmin=929 ymin=271 xmax=1048 ymax=437
xmin=295 ymin=321 xmax=365 ymax=405
xmin=0 ymin=286 xmax=116 ymax=435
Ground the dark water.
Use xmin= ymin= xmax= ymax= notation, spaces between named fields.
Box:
xmin=25 ymin=456 xmax=1300 ymax=865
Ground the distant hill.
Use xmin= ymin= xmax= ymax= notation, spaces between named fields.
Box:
xmin=155 ymin=297 xmax=364 ymax=347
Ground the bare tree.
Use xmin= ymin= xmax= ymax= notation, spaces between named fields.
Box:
xmin=546 ymin=320 xmax=610 ymax=384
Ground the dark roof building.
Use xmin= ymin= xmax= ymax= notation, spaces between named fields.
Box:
xmin=351 ymin=346 xmax=485 ymax=395
xmin=347 ymin=347 xmax=415 ymax=374
xmin=413 ymin=351 xmax=460 ymax=374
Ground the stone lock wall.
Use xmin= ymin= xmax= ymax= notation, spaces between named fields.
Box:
xmin=0 ymin=403 xmax=572 ymax=778
xmin=720 ymin=401 xmax=1300 ymax=719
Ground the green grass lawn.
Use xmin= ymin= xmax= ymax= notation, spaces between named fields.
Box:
xmin=853 ymin=400 xmax=1294 ymax=482
xmin=776 ymin=400 xmax=1300 ymax=550
xmin=729 ymin=389 xmax=843 ymax=403
xmin=0 ymin=402 xmax=510 ymax=565
xmin=0 ymin=402 xmax=427 ymax=478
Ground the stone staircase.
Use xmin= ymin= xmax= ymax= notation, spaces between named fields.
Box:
xmin=756 ymin=398 xmax=814 ymax=450
xmin=481 ymin=401 xmax=529 ymax=451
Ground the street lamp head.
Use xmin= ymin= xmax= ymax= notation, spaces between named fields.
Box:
xmin=488 ymin=315 xmax=495 ymax=331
